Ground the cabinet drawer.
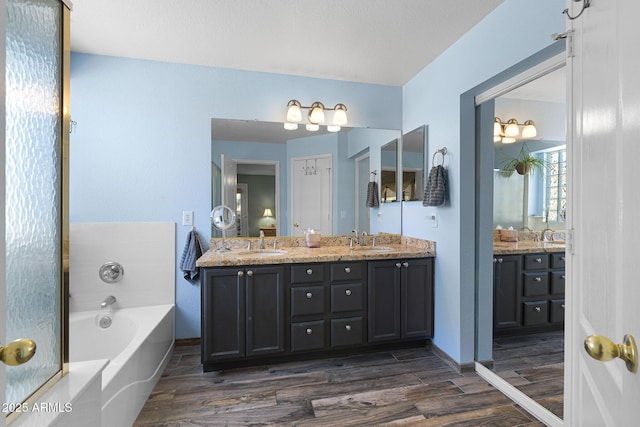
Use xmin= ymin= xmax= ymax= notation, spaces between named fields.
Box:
xmin=550 ymin=299 xmax=565 ymax=323
xmin=291 ymin=320 xmax=325 ymax=352
xmin=331 ymin=283 xmax=363 ymax=313
xmin=524 ymin=254 xmax=549 ymax=270
xmin=330 ymin=262 xmax=363 ymax=282
xmin=550 ymin=271 xmax=565 ymax=295
xmin=291 ymin=286 xmax=325 ymax=317
xmin=291 ymin=264 xmax=324 ymax=284
xmin=551 ymin=253 xmax=566 ymax=269
xmin=523 ymin=301 xmax=549 ymax=326
xmin=523 ymin=272 xmax=548 ymax=296
xmin=331 ymin=317 xmax=364 ymax=348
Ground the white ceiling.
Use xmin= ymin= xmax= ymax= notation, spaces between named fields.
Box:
xmin=69 ymin=0 xmax=503 ymax=86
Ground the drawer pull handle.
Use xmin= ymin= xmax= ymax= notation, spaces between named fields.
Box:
xmin=345 ymin=325 xmax=352 ymax=331
xmin=535 ymin=277 xmax=541 ymax=282
xmin=396 ymin=263 xmax=402 ymax=268
xmin=345 ymin=289 xmax=352 ymax=296
xmin=535 ymin=257 xmax=542 ymax=263
xmin=237 ymin=271 xmax=244 ymax=277
xmin=306 ymin=269 xmax=313 ymax=275
xmin=306 ymin=328 xmax=313 ymax=335
xmin=535 ymin=306 xmax=541 ymax=312
xmin=403 ymin=262 xmax=409 ymax=268
xmin=247 ymin=270 xmax=253 ymax=277
xmin=306 ymin=292 xmax=313 ymax=299
xmin=345 ymin=267 xmax=351 ymax=273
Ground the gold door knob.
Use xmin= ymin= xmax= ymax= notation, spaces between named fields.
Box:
xmin=584 ymin=334 xmax=637 ymax=373
xmin=1 ymin=338 xmax=37 ymax=366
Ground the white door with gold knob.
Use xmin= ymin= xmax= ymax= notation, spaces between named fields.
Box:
xmin=567 ymin=0 xmax=640 ymax=424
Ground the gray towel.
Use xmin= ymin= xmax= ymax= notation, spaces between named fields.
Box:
xmin=423 ymin=165 xmax=448 ymax=206
xmin=180 ymin=229 xmax=203 ymax=281
xmin=366 ymin=181 xmax=380 ymax=208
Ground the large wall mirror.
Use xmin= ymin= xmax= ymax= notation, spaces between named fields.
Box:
xmin=380 ymin=139 xmax=398 ymax=202
xmin=211 ymin=119 xmax=401 ymax=237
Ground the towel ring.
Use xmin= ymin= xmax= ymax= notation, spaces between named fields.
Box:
xmin=432 ymin=147 xmax=447 ymax=166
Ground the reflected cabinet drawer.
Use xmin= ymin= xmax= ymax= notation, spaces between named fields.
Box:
xmin=523 ymin=272 xmax=548 ymax=296
xmin=331 ymin=317 xmax=364 ymax=348
xmin=523 ymin=301 xmax=549 ymax=326
xmin=550 ymin=271 xmax=565 ymax=295
xmin=550 ymin=299 xmax=565 ymax=323
xmin=291 ymin=320 xmax=326 ymax=352
xmin=291 ymin=286 xmax=325 ymax=317
xmin=524 ymin=254 xmax=549 ymax=270
xmin=551 ymin=253 xmax=566 ymax=269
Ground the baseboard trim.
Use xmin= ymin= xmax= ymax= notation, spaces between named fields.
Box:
xmin=175 ymin=338 xmax=200 ymax=346
xmin=431 ymin=343 xmax=475 ymax=373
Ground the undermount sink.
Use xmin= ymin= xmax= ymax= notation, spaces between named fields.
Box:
xmin=236 ymin=249 xmax=288 ymax=257
xmin=351 ymin=246 xmax=393 ymax=252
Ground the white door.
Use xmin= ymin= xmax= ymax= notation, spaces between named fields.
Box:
xmin=291 ymin=155 xmax=332 ymax=236
xmin=236 ymin=183 xmax=249 ymax=236
xmin=220 ymin=154 xmax=238 ymax=237
xmin=566 ymin=0 xmax=640 ymax=424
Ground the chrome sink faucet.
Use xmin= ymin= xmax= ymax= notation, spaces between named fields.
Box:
xmin=541 ymin=228 xmax=555 ymax=242
xmin=350 ymin=229 xmax=359 ymax=247
xmin=258 ymin=230 xmax=265 ymax=249
xmin=101 ymin=295 xmax=116 ymax=308
xmin=361 ymin=231 xmax=369 ymax=246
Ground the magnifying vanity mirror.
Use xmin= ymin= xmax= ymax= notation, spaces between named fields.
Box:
xmin=211 ymin=204 xmax=236 ymax=252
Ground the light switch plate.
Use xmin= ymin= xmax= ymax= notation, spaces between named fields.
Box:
xmin=182 ymin=211 xmax=194 ymax=226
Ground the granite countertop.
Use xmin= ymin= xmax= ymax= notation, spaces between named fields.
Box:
xmin=196 ymin=234 xmax=435 ymax=267
xmin=493 ymin=240 xmax=565 ymax=255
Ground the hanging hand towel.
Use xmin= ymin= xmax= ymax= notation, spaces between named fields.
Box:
xmin=180 ymin=229 xmax=203 ymax=281
xmin=366 ymin=181 xmax=380 ymax=208
xmin=423 ymin=165 xmax=449 ymax=206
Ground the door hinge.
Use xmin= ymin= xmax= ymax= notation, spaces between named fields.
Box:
xmin=567 ymin=29 xmax=575 ymax=58
xmin=567 ymin=228 xmax=576 ymax=255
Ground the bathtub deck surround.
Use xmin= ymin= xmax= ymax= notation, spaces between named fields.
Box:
xmin=68 ymin=223 xmax=177 ymax=427
xmin=197 ymin=234 xmax=435 ymax=371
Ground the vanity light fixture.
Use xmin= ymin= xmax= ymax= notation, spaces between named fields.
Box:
xmin=284 ymin=99 xmax=348 ymax=132
xmin=494 ymin=117 xmax=537 ymax=143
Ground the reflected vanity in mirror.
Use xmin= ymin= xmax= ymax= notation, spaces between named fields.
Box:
xmin=211 ymin=119 xmax=402 ymax=238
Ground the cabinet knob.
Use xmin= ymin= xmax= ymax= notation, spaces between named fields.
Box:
xmin=561 ymin=304 xmax=566 ymax=309
xmin=345 ymin=325 xmax=352 ymax=331
xmin=561 ymin=256 xmax=566 ymax=261
xmin=498 ymin=258 xmax=503 ymax=263
xmin=396 ymin=263 xmax=402 ymax=268
xmin=345 ymin=289 xmax=352 ymax=296
xmin=247 ymin=270 xmax=253 ymax=277
xmin=402 ymin=262 xmax=409 ymax=268
xmin=344 ymin=267 xmax=351 ymax=273
xmin=306 ymin=328 xmax=313 ymax=335
xmin=562 ymin=275 xmax=566 ymax=279
xmin=535 ymin=257 xmax=542 ymax=263
xmin=306 ymin=268 xmax=313 ymax=275
xmin=535 ymin=277 xmax=541 ymax=282
xmin=493 ymin=258 xmax=497 ymax=263
xmin=237 ymin=271 xmax=244 ymax=277
xmin=535 ymin=306 xmax=541 ymax=312
xmin=306 ymin=292 xmax=313 ymax=299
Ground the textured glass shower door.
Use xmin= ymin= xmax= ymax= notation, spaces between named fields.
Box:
xmin=5 ymin=0 xmax=64 ymax=409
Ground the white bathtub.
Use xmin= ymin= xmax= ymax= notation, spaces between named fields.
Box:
xmin=70 ymin=304 xmax=175 ymax=427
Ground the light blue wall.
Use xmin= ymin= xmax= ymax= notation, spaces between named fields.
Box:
xmin=70 ymin=54 xmax=401 ymax=339
xmin=402 ymin=0 xmax=565 ymax=364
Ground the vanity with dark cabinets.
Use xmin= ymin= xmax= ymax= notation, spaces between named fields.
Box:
xmin=493 ymin=251 xmax=565 ymax=335
xmin=201 ymin=257 xmax=434 ymax=371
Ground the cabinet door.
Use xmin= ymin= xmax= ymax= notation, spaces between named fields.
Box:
xmin=202 ymin=268 xmax=245 ymax=361
xmin=401 ymin=258 xmax=434 ymax=339
xmin=246 ymin=266 xmax=285 ymax=356
xmin=493 ymin=255 xmax=522 ymax=329
xmin=368 ymin=260 xmax=401 ymax=342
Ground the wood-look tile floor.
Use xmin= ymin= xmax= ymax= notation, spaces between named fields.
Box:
xmin=134 ymin=342 xmax=552 ymax=426
xmin=491 ymin=330 xmax=564 ymax=419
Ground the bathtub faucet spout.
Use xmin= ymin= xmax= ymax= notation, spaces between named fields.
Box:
xmin=101 ymin=295 xmax=117 ymax=308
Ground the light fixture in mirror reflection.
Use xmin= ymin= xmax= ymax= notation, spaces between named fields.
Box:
xmin=494 ymin=117 xmax=537 ymax=143
xmin=211 ymin=119 xmax=402 ymax=237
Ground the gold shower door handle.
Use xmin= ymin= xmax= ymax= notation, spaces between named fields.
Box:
xmin=0 ymin=338 xmax=37 ymax=366
xmin=584 ymin=334 xmax=637 ymax=373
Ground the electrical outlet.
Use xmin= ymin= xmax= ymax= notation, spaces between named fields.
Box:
xmin=182 ymin=211 xmax=194 ymax=226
